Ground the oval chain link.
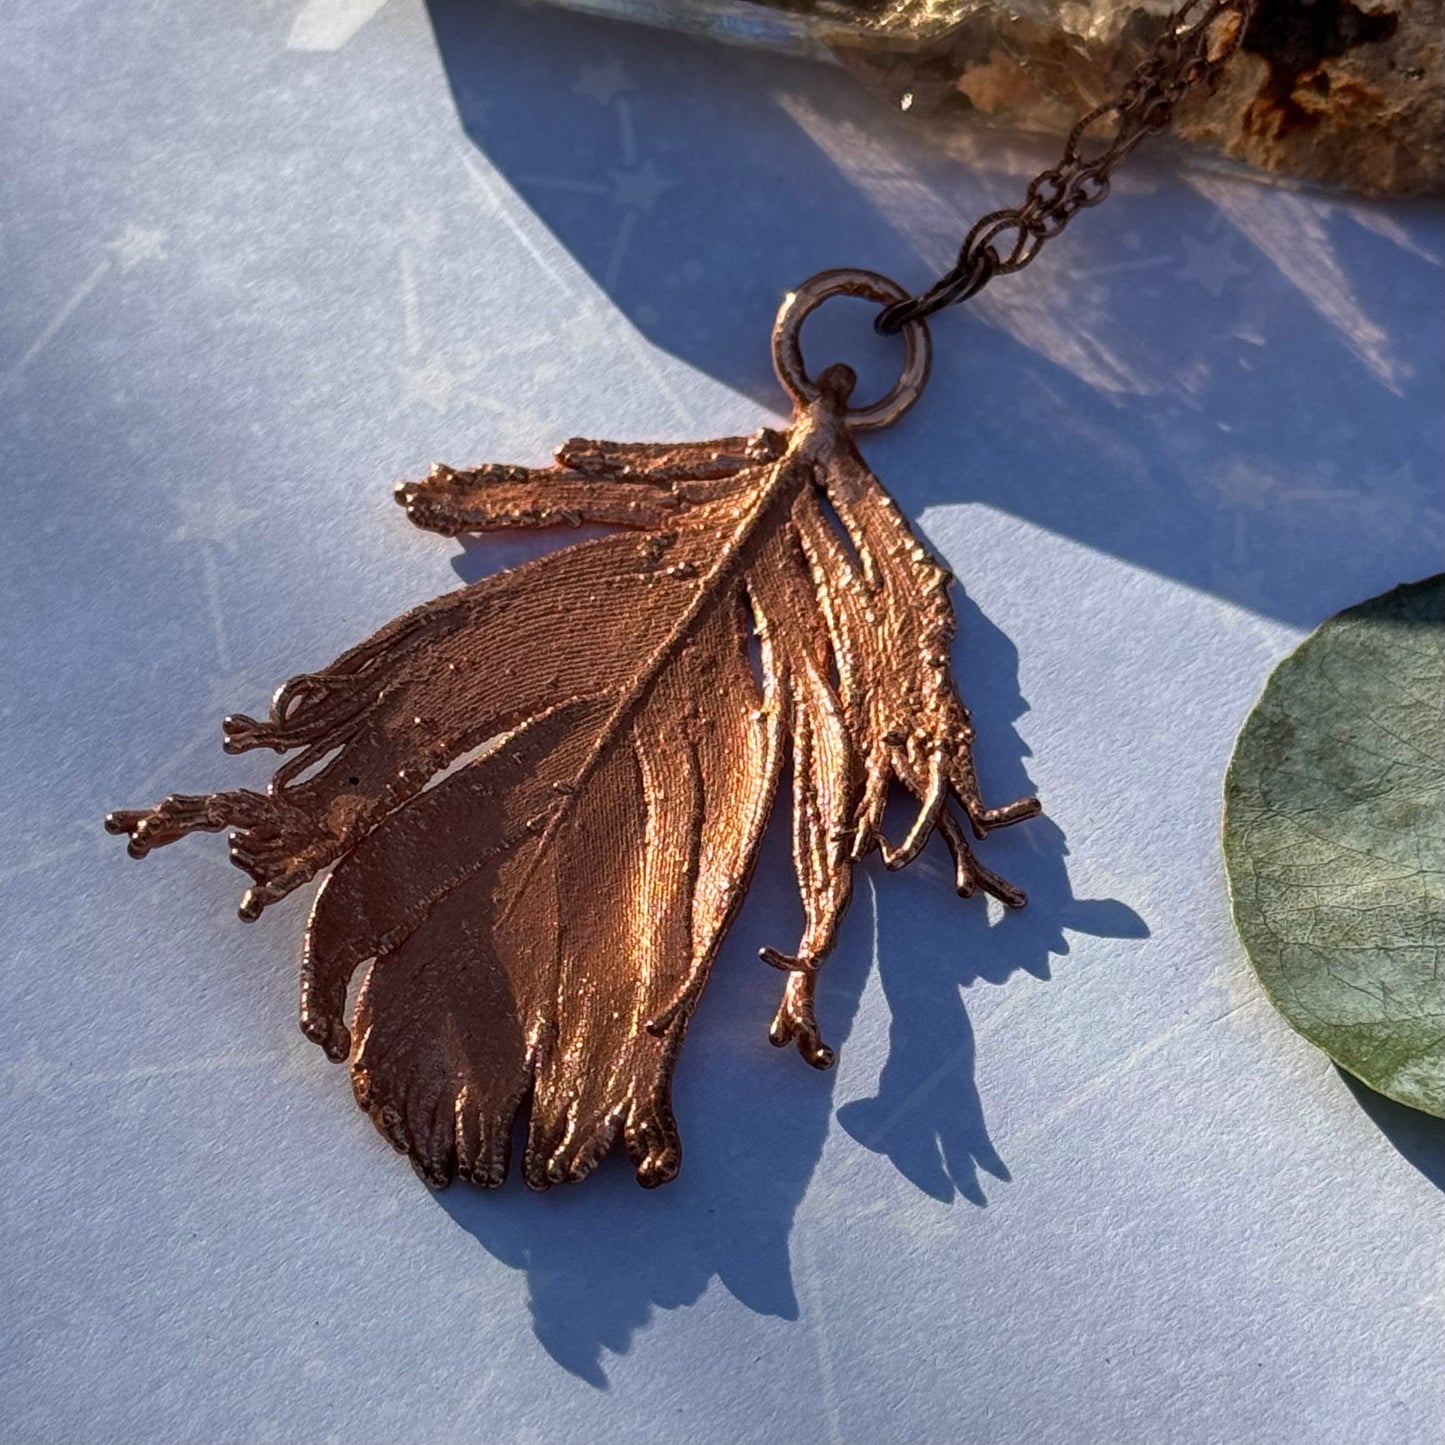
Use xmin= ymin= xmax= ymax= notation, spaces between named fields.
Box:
xmin=876 ymin=0 xmax=1258 ymax=333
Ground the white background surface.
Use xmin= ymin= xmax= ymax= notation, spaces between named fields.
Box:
xmin=2 ymin=1 xmax=1442 ymax=1441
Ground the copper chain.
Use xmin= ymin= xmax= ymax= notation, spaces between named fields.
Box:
xmin=875 ymin=0 xmax=1258 ymax=333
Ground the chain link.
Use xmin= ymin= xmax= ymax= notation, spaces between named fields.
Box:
xmin=876 ymin=0 xmax=1257 ymax=334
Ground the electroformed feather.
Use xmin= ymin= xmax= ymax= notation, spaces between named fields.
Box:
xmin=106 ymin=365 xmax=1039 ymax=1190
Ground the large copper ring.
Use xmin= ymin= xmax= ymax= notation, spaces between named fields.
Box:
xmin=771 ymin=269 xmax=932 ymax=431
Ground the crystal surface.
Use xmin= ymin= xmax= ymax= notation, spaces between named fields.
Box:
xmin=543 ymin=0 xmax=1444 ymax=195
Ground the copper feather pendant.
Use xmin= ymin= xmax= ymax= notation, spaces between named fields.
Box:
xmin=106 ymin=271 xmax=1039 ymax=1190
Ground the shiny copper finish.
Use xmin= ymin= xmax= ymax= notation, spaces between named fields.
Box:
xmin=774 ymin=269 xmax=931 ymax=430
xmin=106 ymin=273 xmax=1040 ymax=1191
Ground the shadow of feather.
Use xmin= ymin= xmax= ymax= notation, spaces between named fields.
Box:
xmin=432 ymin=792 xmax=867 ymax=1386
xmin=432 ymin=581 xmax=1146 ymax=1382
xmin=838 ymin=588 xmax=1149 ymax=1204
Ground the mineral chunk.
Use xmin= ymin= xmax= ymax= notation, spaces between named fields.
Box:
xmin=550 ymin=0 xmax=1443 ymax=195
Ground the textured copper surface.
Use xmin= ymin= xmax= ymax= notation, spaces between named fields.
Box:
xmin=106 ymin=270 xmax=1040 ymax=1190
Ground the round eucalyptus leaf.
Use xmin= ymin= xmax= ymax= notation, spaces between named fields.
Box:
xmin=1224 ymin=575 xmax=1444 ymax=1117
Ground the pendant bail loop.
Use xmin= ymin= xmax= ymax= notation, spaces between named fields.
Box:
xmin=772 ymin=269 xmax=932 ymax=432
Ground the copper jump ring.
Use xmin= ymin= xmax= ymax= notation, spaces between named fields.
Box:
xmin=772 ymin=269 xmax=932 ymax=431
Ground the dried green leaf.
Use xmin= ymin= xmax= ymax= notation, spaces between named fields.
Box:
xmin=1224 ymin=575 xmax=1445 ymax=1117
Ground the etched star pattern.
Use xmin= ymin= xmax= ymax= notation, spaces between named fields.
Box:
xmin=1 ymin=1042 xmax=53 ymax=1102
xmin=574 ymin=60 xmax=629 ymax=105
xmin=107 ymin=224 xmax=168 ymax=273
xmin=166 ymin=492 xmax=260 ymax=555
xmin=399 ymin=355 xmax=464 ymax=414
xmin=374 ymin=203 xmax=445 ymax=256
xmin=1177 ymin=231 xmax=1248 ymax=298
xmin=609 ymin=160 xmax=674 ymax=212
